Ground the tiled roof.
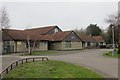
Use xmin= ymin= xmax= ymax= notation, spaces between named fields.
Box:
xmin=2 ymin=26 xmax=57 ymax=41
xmin=2 ymin=26 xmax=105 ymax=43
xmin=79 ymin=35 xmax=89 ymax=42
xmin=2 ymin=28 xmax=76 ymax=42
xmin=79 ymin=35 xmax=96 ymax=42
xmin=53 ymin=31 xmax=72 ymax=41
xmin=25 ymin=26 xmax=57 ymax=35
xmin=3 ymin=29 xmax=54 ymax=41
xmin=2 ymin=29 xmax=26 ymax=40
xmin=93 ymin=36 xmax=105 ymax=43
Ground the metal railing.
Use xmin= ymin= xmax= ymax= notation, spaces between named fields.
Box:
xmin=0 ymin=57 xmax=49 ymax=79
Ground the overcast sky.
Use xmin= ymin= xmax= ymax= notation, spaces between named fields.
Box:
xmin=0 ymin=2 xmax=118 ymax=31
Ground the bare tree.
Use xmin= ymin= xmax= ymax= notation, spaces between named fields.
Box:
xmin=74 ymin=28 xmax=86 ymax=35
xmin=26 ymin=25 xmax=39 ymax=55
xmin=105 ymin=13 xmax=120 ymax=54
xmin=105 ymin=13 xmax=118 ymax=25
xmin=26 ymin=30 xmax=31 ymax=54
xmin=0 ymin=7 xmax=10 ymax=29
xmin=105 ymin=13 xmax=119 ymax=40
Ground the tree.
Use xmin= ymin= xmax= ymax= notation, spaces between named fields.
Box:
xmin=100 ymin=29 xmax=108 ymax=44
xmin=105 ymin=13 xmax=120 ymax=54
xmin=105 ymin=13 xmax=119 ymax=43
xmin=26 ymin=25 xmax=39 ymax=55
xmin=0 ymin=7 xmax=10 ymax=29
xmin=105 ymin=13 xmax=118 ymax=25
xmin=26 ymin=29 xmax=31 ymax=55
xmin=86 ymin=24 xmax=102 ymax=36
xmin=74 ymin=28 xmax=86 ymax=35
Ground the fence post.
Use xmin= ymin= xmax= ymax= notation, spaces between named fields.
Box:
xmin=21 ymin=60 xmax=23 ymax=64
xmin=46 ymin=57 xmax=49 ymax=61
xmin=16 ymin=61 xmax=18 ymax=66
xmin=42 ymin=57 xmax=44 ymax=61
xmin=0 ymin=57 xmax=49 ymax=79
xmin=33 ymin=58 xmax=35 ymax=62
xmin=0 ymin=73 xmax=1 ymax=80
xmin=10 ymin=64 xmax=13 ymax=71
xmin=26 ymin=58 xmax=28 ymax=63
xmin=6 ymin=68 xmax=8 ymax=74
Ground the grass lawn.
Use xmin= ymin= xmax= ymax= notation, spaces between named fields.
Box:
xmin=21 ymin=50 xmax=59 ymax=56
xmin=103 ymin=51 xmax=120 ymax=58
xmin=4 ymin=60 xmax=102 ymax=78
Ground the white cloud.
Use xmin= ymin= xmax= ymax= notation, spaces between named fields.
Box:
xmin=0 ymin=0 xmax=119 ymax=2
xmin=0 ymin=2 xmax=118 ymax=30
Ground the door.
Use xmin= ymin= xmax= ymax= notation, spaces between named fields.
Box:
xmin=3 ymin=41 xmax=14 ymax=53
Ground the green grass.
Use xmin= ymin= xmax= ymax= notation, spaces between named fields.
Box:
xmin=4 ymin=60 xmax=102 ymax=78
xmin=103 ymin=51 xmax=120 ymax=58
xmin=2 ymin=53 xmax=12 ymax=55
xmin=21 ymin=50 xmax=59 ymax=56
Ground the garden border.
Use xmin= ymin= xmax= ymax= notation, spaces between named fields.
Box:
xmin=0 ymin=57 xmax=49 ymax=79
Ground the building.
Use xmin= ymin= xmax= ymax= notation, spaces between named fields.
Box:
xmin=79 ymin=35 xmax=97 ymax=49
xmin=0 ymin=30 xmax=2 ymax=54
xmin=79 ymin=35 xmax=106 ymax=49
xmin=92 ymin=36 xmax=106 ymax=46
xmin=2 ymin=25 xmax=83 ymax=53
xmin=50 ymin=31 xmax=82 ymax=50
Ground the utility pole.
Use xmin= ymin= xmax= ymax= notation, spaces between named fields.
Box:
xmin=118 ymin=32 xmax=120 ymax=54
xmin=110 ymin=24 xmax=115 ymax=56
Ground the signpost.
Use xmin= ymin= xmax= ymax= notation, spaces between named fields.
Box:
xmin=111 ymin=24 xmax=115 ymax=56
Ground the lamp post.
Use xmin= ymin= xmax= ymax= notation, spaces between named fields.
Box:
xmin=110 ymin=24 xmax=115 ymax=56
xmin=118 ymin=24 xmax=120 ymax=54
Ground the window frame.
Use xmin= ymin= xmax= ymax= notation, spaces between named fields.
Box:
xmin=65 ymin=41 xmax=71 ymax=48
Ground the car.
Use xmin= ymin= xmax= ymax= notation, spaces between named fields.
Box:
xmin=106 ymin=44 xmax=118 ymax=49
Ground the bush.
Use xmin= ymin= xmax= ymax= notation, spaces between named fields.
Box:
xmin=118 ymin=44 xmax=120 ymax=54
xmin=99 ymin=45 xmax=106 ymax=48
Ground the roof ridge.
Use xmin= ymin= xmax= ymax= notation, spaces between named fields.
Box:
xmin=2 ymin=29 xmax=23 ymax=31
xmin=25 ymin=25 xmax=57 ymax=30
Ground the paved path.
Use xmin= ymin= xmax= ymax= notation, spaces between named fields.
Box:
xmin=48 ymin=49 xmax=118 ymax=78
xmin=1 ymin=49 xmax=118 ymax=78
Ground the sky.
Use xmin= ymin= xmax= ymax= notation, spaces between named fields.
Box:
xmin=0 ymin=1 xmax=118 ymax=31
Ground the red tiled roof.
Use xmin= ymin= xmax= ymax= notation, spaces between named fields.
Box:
xmin=2 ymin=26 xmax=57 ymax=41
xmin=2 ymin=26 xmax=82 ymax=42
xmin=93 ymin=36 xmax=104 ymax=43
xmin=38 ymin=35 xmax=53 ymax=41
xmin=2 ymin=29 xmax=50 ymax=41
xmin=25 ymin=26 xmax=57 ymax=35
xmin=2 ymin=29 xmax=26 ymax=40
xmin=79 ymin=35 xmax=89 ymax=42
xmin=79 ymin=35 xmax=96 ymax=42
xmin=53 ymin=31 xmax=72 ymax=41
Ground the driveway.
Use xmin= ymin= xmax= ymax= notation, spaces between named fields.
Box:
xmin=1 ymin=49 xmax=118 ymax=78
xmin=49 ymin=49 xmax=118 ymax=78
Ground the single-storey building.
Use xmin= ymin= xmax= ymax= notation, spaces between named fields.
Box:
xmin=0 ymin=30 xmax=2 ymax=54
xmin=79 ymin=35 xmax=97 ymax=49
xmin=2 ymin=25 xmax=83 ymax=53
xmin=50 ymin=31 xmax=82 ymax=50
xmin=92 ymin=36 xmax=106 ymax=46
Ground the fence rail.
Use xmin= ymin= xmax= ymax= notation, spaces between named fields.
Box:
xmin=0 ymin=57 xmax=49 ymax=79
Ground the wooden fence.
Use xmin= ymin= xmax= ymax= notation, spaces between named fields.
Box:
xmin=0 ymin=57 xmax=49 ymax=79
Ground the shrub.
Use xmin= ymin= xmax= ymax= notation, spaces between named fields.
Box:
xmin=99 ymin=45 xmax=106 ymax=48
xmin=118 ymin=44 xmax=120 ymax=54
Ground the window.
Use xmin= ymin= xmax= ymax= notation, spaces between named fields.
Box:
xmin=17 ymin=42 xmax=22 ymax=45
xmin=43 ymin=41 xmax=47 ymax=44
xmin=54 ymin=28 xmax=58 ymax=33
xmin=100 ymin=42 xmax=103 ymax=45
xmin=87 ymin=42 xmax=90 ymax=46
xmin=26 ymin=41 xmax=39 ymax=48
xmin=71 ymin=36 xmax=75 ymax=39
xmin=65 ymin=41 xmax=71 ymax=48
